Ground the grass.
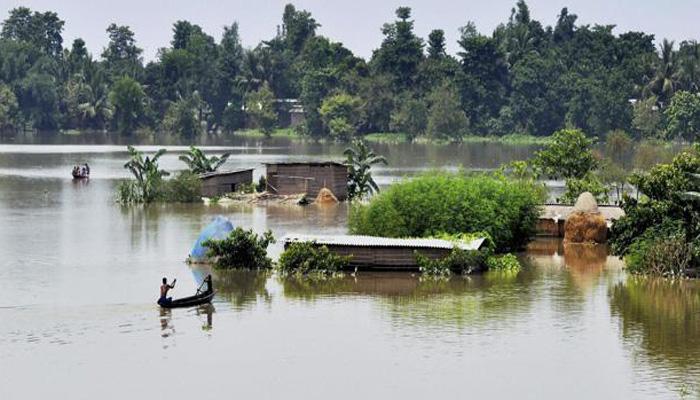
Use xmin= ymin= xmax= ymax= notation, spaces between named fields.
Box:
xmin=363 ymin=132 xmax=552 ymax=145
xmin=235 ymin=128 xmax=300 ymax=139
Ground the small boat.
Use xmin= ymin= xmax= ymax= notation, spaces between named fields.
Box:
xmin=158 ymin=275 xmax=215 ymax=309
xmin=158 ymin=290 xmax=215 ymax=309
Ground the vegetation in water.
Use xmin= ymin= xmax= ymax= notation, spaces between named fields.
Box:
xmin=117 ymin=146 xmax=169 ymax=204
xmin=2 ymin=4 xmax=700 ymax=144
xmin=609 ymin=145 xmax=700 ymax=276
xmin=349 ymin=172 xmax=544 ymax=252
xmin=178 ymin=146 xmax=231 ymax=174
xmin=203 ymin=227 xmax=275 ymax=270
xmin=485 ymin=254 xmax=522 ymax=271
xmin=344 ymin=139 xmax=387 ymax=201
xmin=415 ymin=248 xmax=487 ymax=277
xmin=277 ymin=241 xmax=351 ymax=275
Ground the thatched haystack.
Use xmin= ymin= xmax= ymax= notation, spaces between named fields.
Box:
xmin=564 ymin=192 xmax=607 ymax=243
xmin=315 ymin=187 xmax=339 ymax=204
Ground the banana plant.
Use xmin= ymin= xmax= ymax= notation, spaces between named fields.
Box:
xmin=344 ymin=140 xmax=387 ymax=201
xmin=123 ymin=145 xmax=169 ymax=203
xmin=178 ymin=146 xmax=231 ymax=174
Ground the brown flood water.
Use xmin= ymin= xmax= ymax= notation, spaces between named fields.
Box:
xmin=0 ymin=135 xmax=699 ymax=399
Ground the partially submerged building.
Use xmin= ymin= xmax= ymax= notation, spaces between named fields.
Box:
xmin=283 ymin=234 xmax=487 ymax=270
xmin=199 ymin=169 xmax=254 ymax=197
xmin=264 ymin=161 xmax=348 ymax=201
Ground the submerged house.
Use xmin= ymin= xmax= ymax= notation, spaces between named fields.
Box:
xmin=199 ymin=169 xmax=254 ymax=197
xmin=264 ymin=161 xmax=348 ymax=201
xmin=283 ymin=234 xmax=487 ymax=270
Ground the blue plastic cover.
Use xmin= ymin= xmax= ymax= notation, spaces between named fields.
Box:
xmin=189 ymin=216 xmax=234 ymax=262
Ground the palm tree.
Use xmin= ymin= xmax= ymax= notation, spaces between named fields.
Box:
xmin=123 ymin=146 xmax=169 ymax=203
xmin=178 ymin=146 xmax=231 ymax=174
xmin=677 ymin=40 xmax=700 ymax=93
xmin=645 ymin=39 xmax=680 ymax=105
xmin=343 ymin=140 xmax=388 ymax=201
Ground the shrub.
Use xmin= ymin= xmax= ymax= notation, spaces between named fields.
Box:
xmin=256 ymin=176 xmax=267 ymax=193
xmin=349 ymin=173 xmax=544 ymax=252
xmin=277 ymin=242 xmax=351 ymax=275
xmin=625 ymin=233 xmax=693 ymax=277
xmin=415 ymin=248 xmax=487 ymax=276
xmin=204 ymin=228 xmax=275 ymax=270
xmin=160 ymin=171 xmax=202 ymax=202
xmin=485 ymin=254 xmax=521 ymax=271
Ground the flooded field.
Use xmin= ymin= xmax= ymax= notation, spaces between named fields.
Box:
xmin=0 ymin=135 xmax=698 ymax=399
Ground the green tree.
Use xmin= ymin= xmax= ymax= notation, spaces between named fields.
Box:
xmin=109 ymin=76 xmax=145 ymax=134
xmin=390 ymin=95 xmax=428 ymax=140
xmin=0 ymin=83 xmax=19 ymax=131
xmin=162 ymin=93 xmax=204 ymax=138
xmin=245 ymin=82 xmax=276 ymax=135
xmin=344 ymin=139 xmax=388 ymax=200
xmin=426 ymin=82 xmax=468 ymax=141
xmin=664 ymin=91 xmax=700 ymax=141
xmin=371 ymin=7 xmax=424 ymax=90
xmin=644 ymin=39 xmax=679 ymax=105
xmin=320 ymin=92 xmax=361 ymax=141
xmin=532 ymin=129 xmax=598 ymax=179
xmin=632 ymin=96 xmax=662 ymax=138
xmin=102 ymin=24 xmax=143 ymax=79
xmin=1 ymin=7 xmax=64 ymax=58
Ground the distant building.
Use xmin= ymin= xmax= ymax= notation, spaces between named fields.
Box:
xmin=199 ymin=169 xmax=254 ymax=197
xmin=265 ymin=161 xmax=348 ymax=201
xmin=274 ymin=98 xmax=305 ymax=128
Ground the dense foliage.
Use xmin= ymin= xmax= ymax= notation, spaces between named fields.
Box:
xmin=178 ymin=146 xmax=230 ymax=174
xmin=2 ymin=3 xmax=700 ymax=140
xmin=277 ymin=242 xmax=351 ymax=275
xmin=415 ymin=248 xmax=487 ymax=277
xmin=348 ymin=173 xmax=545 ymax=252
xmin=203 ymin=228 xmax=275 ymax=270
xmin=609 ymin=145 xmax=700 ymax=276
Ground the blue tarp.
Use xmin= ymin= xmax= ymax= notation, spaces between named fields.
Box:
xmin=189 ymin=216 xmax=234 ymax=262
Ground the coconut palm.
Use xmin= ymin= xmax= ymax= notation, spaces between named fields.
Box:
xmin=178 ymin=146 xmax=231 ymax=174
xmin=677 ymin=40 xmax=700 ymax=93
xmin=343 ymin=139 xmax=388 ymax=201
xmin=123 ymin=145 xmax=169 ymax=203
xmin=644 ymin=39 xmax=680 ymax=105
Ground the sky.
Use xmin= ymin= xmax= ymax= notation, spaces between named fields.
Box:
xmin=1 ymin=0 xmax=698 ymax=61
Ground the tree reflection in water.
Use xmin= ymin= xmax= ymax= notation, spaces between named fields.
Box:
xmin=212 ymin=269 xmax=271 ymax=310
xmin=610 ymin=276 xmax=700 ymax=394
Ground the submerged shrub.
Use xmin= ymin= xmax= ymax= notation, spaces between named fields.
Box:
xmin=204 ymin=228 xmax=275 ymax=270
xmin=415 ymin=248 xmax=487 ymax=276
xmin=485 ymin=254 xmax=521 ymax=271
xmin=349 ymin=173 xmax=544 ymax=252
xmin=625 ymin=232 xmax=693 ymax=277
xmin=278 ymin=242 xmax=352 ymax=275
xmin=160 ymin=171 xmax=202 ymax=202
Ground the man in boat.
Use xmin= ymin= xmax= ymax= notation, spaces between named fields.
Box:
xmin=158 ymin=277 xmax=177 ymax=306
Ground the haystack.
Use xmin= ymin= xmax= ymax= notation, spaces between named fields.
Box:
xmin=315 ymin=187 xmax=339 ymax=204
xmin=564 ymin=192 xmax=607 ymax=243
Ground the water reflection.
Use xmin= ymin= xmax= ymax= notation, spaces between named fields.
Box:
xmin=610 ymin=277 xmax=700 ymax=368
xmin=213 ymin=270 xmax=271 ymax=310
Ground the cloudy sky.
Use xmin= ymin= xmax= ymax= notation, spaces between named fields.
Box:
xmin=1 ymin=0 xmax=698 ymax=61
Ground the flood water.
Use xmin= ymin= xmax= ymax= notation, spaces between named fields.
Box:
xmin=1 ymin=134 xmax=699 ymax=399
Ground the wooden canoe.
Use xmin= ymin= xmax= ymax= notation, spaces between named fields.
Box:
xmin=158 ymin=290 xmax=215 ymax=309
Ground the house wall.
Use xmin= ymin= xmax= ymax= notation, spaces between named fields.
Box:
xmin=266 ymin=164 xmax=348 ymax=201
xmin=302 ymin=244 xmax=451 ymax=270
xmin=201 ymin=170 xmax=253 ymax=197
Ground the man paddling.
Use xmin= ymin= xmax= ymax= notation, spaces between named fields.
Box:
xmin=158 ymin=277 xmax=176 ymax=306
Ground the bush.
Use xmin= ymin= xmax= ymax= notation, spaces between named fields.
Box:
xmin=277 ymin=242 xmax=351 ymax=275
xmin=160 ymin=171 xmax=202 ymax=202
xmin=532 ymin=129 xmax=598 ymax=179
xmin=349 ymin=173 xmax=544 ymax=252
xmin=256 ymin=176 xmax=267 ymax=193
xmin=485 ymin=254 xmax=521 ymax=271
xmin=204 ymin=228 xmax=275 ymax=270
xmin=415 ymin=248 xmax=487 ymax=277
xmin=625 ymin=232 xmax=693 ymax=277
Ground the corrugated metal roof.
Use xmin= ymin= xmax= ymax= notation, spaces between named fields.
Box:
xmin=199 ymin=169 xmax=254 ymax=179
xmin=283 ymin=234 xmax=486 ymax=251
xmin=264 ymin=161 xmax=346 ymax=167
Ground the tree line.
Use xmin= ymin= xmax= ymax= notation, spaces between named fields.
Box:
xmin=1 ymin=2 xmax=700 ymax=141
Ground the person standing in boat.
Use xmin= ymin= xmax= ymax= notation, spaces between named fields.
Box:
xmin=158 ymin=277 xmax=176 ymax=306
